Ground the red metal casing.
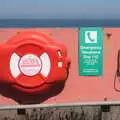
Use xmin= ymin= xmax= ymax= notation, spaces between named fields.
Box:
xmin=0 ymin=31 xmax=70 ymax=94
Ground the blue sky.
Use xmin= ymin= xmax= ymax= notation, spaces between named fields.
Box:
xmin=0 ymin=0 xmax=119 ymax=19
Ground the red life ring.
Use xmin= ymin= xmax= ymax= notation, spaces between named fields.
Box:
xmin=0 ymin=31 xmax=70 ymax=94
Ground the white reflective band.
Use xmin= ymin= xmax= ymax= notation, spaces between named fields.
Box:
xmin=40 ymin=53 xmax=51 ymax=77
xmin=57 ymin=50 xmax=62 ymax=57
xmin=10 ymin=53 xmax=21 ymax=78
xmin=58 ymin=62 xmax=62 ymax=68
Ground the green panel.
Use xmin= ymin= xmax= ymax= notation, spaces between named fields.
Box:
xmin=78 ymin=27 xmax=103 ymax=76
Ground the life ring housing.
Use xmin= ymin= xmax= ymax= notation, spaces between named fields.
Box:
xmin=0 ymin=31 xmax=70 ymax=94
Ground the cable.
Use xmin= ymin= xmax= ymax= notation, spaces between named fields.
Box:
xmin=114 ymin=50 xmax=120 ymax=92
xmin=114 ymin=70 xmax=120 ymax=92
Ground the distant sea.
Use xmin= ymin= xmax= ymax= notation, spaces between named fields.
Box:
xmin=0 ymin=19 xmax=120 ymax=27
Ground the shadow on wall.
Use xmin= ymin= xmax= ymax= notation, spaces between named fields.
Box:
xmin=0 ymin=81 xmax=65 ymax=104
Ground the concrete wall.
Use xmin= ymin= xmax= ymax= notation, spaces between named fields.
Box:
xmin=0 ymin=106 xmax=119 ymax=120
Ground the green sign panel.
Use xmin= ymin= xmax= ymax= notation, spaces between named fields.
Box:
xmin=79 ymin=27 xmax=103 ymax=76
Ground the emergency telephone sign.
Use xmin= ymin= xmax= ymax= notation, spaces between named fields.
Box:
xmin=79 ymin=28 xmax=103 ymax=76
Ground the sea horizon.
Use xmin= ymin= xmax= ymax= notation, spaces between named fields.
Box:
xmin=0 ymin=19 xmax=120 ymax=27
